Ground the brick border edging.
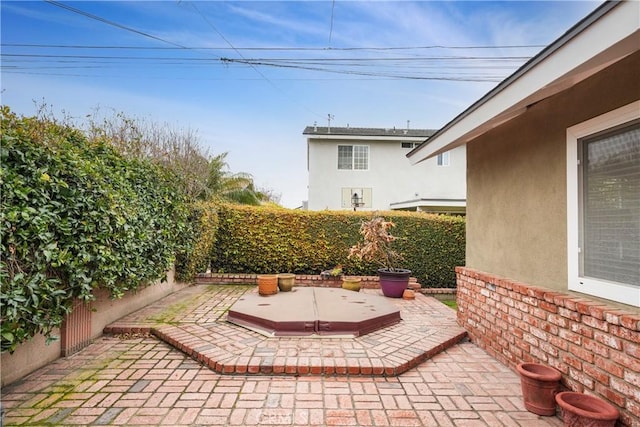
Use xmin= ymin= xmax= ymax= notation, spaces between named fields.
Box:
xmin=150 ymin=325 xmax=467 ymax=377
xmin=456 ymin=266 xmax=640 ymax=426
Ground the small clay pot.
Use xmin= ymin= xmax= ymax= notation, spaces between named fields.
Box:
xmin=555 ymin=392 xmax=619 ymax=427
xmin=516 ymin=363 xmax=562 ymax=416
xmin=402 ymin=289 xmax=415 ymax=300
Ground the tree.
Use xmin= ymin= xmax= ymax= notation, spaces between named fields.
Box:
xmin=204 ymin=152 xmax=262 ymax=205
xmin=85 ymin=108 xmax=210 ymax=200
xmin=32 ymin=103 xmax=281 ymax=206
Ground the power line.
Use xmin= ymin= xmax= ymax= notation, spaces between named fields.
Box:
xmin=4 ymin=3 xmax=536 ymax=85
xmin=2 ymin=43 xmax=546 ymax=51
xmin=1 ymin=53 xmax=530 ymax=62
xmin=43 ymin=0 xmax=191 ymax=50
xmin=186 ymin=1 xmax=325 ymax=119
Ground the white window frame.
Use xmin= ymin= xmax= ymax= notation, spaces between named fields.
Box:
xmin=337 ymin=144 xmax=369 ymax=171
xmin=437 ymin=151 xmax=450 ymax=166
xmin=566 ymin=100 xmax=640 ymax=307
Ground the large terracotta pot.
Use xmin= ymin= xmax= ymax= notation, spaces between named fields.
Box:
xmin=378 ymin=268 xmax=411 ymax=298
xmin=555 ymin=392 xmax=619 ymax=427
xmin=516 ymin=363 xmax=562 ymax=416
xmin=257 ymin=274 xmax=278 ymax=296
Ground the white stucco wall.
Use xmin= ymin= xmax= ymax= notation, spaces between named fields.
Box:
xmin=307 ymin=137 xmax=466 ymax=211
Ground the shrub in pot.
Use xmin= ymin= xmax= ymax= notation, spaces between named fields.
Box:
xmin=348 ymin=215 xmax=410 ymax=298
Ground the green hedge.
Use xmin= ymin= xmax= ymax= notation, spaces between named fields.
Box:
xmin=209 ymin=204 xmax=465 ymax=288
xmin=175 ymin=202 xmax=219 ymax=282
xmin=0 ymin=107 xmax=192 ymax=353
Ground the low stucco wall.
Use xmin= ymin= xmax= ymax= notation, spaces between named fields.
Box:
xmin=1 ymin=269 xmax=188 ymax=387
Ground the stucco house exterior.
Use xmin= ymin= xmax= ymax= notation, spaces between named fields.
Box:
xmin=408 ymin=1 xmax=639 ymax=424
xmin=304 ymin=125 xmax=466 ymax=213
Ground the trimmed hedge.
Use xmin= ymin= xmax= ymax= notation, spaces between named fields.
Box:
xmin=0 ymin=107 xmax=192 ymax=353
xmin=209 ymin=204 xmax=465 ymax=287
xmin=175 ymin=201 xmax=219 ymax=282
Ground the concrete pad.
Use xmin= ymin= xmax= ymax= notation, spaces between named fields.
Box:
xmin=227 ymin=287 xmax=401 ymax=337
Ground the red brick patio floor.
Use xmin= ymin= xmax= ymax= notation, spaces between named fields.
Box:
xmin=1 ymin=285 xmax=565 ymax=426
xmin=103 ymin=285 xmax=467 ymax=377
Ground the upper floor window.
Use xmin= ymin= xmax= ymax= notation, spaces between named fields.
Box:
xmin=338 ymin=145 xmax=369 ymax=170
xmin=567 ymin=101 xmax=640 ymax=307
xmin=401 ymin=142 xmax=421 ymax=149
xmin=437 ymin=151 xmax=450 ymax=166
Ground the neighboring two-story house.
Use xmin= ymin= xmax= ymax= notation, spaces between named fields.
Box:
xmin=304 ymin=125 xmax=466 ymax=213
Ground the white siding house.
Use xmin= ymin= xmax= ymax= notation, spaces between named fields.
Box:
xmin=304 ymin=126 xmax=466 ymax=213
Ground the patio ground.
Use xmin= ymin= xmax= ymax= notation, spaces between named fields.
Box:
xmin=1 ymin=284 xmax=564 ymax=426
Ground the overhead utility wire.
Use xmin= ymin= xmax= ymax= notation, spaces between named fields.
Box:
xmin=218 ymin=58 xmax=502 ymax=82
xmin=3 ymin=43 xmax=546 ymax=51
xmin=187 ymin=3 xmax=272 ymax=79
xmin=2 ymin=53 xmax=530 ymax=61
xmin=187 ymin=2 xmax=324 ymax=119
xmin=43 ymin=0 xmax=191 ymax=50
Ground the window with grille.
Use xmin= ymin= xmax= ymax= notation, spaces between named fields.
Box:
xmin=567 ymin=101 xmax=640 ymax=307
xmin=337 ymin=145 xmax=369 ymax=170
xmin=580 ymin=122 xmax=639 ymax=287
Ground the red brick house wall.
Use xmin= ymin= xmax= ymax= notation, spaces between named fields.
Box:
xmin=456 ymin=267 xmax=640 ymax=426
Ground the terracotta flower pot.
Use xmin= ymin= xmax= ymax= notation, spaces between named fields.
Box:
xmin=555 ymin=392 xmax=619 ymax=427
xmin=257 ymin=274 xmax=278 ymax=296
xmin=277 ymin=273 xmax=295 ymax=292
xmin=402 ymin=289 xmax=415 ymax=300
xmin=516 ymin=363 xmax=562 ymax=416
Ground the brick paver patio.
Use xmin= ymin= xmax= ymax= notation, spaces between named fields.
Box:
xmin=1 ymin=285 xmax=565 ymax=426
xmin=104 ymin=285 xmax=467 ymax=376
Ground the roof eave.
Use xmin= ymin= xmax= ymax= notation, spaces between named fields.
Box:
xmin=407 ymin=0 xmax=639 ymax=164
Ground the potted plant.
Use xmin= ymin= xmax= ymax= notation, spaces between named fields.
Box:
xmin=348 ymin=215 xmax=411 ymax=298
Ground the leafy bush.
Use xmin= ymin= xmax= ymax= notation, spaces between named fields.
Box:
xmin=209 ymin=204 xmax=465 ymax=287
xmin=0 ymin=107 xmax=192 ymax=353
xmin=175 ymin=202 xmax=218 ymax=281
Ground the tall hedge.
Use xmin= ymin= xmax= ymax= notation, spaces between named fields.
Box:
xmin=175 ymin=201 xmax=219 ymax=282
xmin=209 ymin=204 xmax=465 ymax=287
xmin=0 ymin=107 xmax=192 ymax=353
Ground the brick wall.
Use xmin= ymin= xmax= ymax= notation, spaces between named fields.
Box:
xmin=456 ymin=267 xmax=640 ymax=426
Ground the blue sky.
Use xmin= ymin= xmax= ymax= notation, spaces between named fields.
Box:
xmin=2 ymin=1 xmax=600 ymax=207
